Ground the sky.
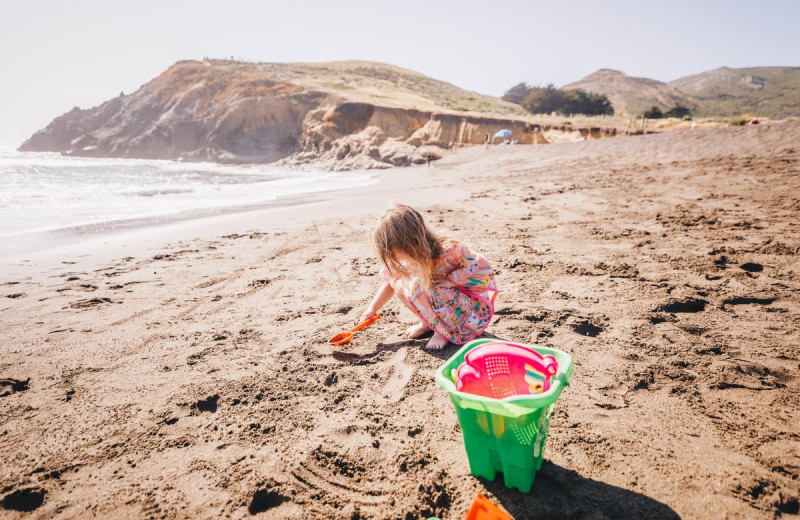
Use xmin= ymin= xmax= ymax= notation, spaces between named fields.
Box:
xmin=1 ymin=0 xmax=798 ymax=146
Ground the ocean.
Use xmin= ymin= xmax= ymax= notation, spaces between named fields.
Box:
xmin=0 ymin=147 xmax=377 ymax=256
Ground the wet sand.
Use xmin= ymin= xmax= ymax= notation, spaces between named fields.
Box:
xmin=1 ymin=123 xmax=799 ymax=519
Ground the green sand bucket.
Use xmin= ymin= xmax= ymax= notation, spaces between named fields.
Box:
xmin=435 ymin=339 xmax=573 ymax=493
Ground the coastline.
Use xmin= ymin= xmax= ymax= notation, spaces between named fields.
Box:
xmin=0 ymin=151 xmax=381 ymax=264
xmin=1 ymin=126 xmax=798 ymax=519
xmin=1 ymin=164 xmax=464 ymax=273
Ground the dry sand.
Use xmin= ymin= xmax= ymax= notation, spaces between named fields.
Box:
xmin=1 ymin=123 xmax=799 ymax=519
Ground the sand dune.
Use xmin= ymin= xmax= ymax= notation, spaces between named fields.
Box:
xmin=1 ymin=123 xmax=799 ymax=519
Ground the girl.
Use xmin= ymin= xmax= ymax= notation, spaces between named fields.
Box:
xmin=360 ymin=204 xmax=498 ymax=349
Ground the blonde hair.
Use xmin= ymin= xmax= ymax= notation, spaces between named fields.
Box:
xmin=371 ymin=204 xmax=449 ymax=291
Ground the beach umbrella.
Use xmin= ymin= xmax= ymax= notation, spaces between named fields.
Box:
xmin=493 ymin=129 xmax=512 ymax=139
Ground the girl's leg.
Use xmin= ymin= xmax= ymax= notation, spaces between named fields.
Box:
xmin=390 ymin=281 xmax=432 ymax=339
xmin=388 ymin=281 xmax=451 ymax=349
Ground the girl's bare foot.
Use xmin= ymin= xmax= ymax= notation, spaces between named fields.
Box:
xmin=406 ymin=321 xmax=431 ymax=339
xmin=426 ymin=332 xmax=449 ymax=350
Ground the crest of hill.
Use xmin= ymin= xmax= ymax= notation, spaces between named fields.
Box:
xmin=668 ymin=66 xmax=800 ymax=118
xmin=562 ymin=69 xmax=696 ymax=116
xmin=239 ymin=59 xmax=525 ymax=116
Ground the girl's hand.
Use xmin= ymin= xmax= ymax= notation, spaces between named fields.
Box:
xmin=361 ymin=282 xmax=393 ymax=323
xmin=360 ymin=308 xmax=378 ymax=323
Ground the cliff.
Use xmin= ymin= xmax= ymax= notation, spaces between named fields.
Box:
xmin=20 ymin=60 xmax=621 ymax=168
xmin=285 ymin=102 xmax=620 ymax=170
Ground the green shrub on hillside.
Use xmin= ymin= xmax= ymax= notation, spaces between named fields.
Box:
xmin=643 ymin=106 xmax=664 ymax=119
xmin=665 ymin=105 xmax=692 ymax=119
xmin=518 ymin=85 xmax=613 ymax=116
xmin=643 ymin=105 xmax=692 ymax=119
xmin=502 ymin=82 xmax=531 ymax=105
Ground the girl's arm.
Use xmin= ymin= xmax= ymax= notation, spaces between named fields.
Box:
xmin=360 ymin=282 xmax=394 ymax=322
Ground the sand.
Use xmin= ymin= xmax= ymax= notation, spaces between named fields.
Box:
xmin=1 ymin=123 xmax=799 ymax=519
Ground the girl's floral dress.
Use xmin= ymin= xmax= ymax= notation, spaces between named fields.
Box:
xmin=381 ymin=244 xmax=498 ymax=344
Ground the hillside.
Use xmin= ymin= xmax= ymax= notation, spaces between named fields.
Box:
xmin=255 ymin=60 xmax=526 ymax=116
xmin=561 ymin=66 xmax=800 ymax=119
xmin=668 ymin=66 xmax=800 ymax=118
xmin=562 ymin=69 xmax=696 ymax=116
xmin=20 ymin=60 xmax=623 ymax=169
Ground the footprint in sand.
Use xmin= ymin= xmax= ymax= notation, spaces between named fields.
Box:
xmin=657 ymin=298 xmax=708 ymax=313
xmin=192 ymin=394 xmax=219 ymax=413
xmin=376 ymin=348 xmax=415 ymax=403
xmin=1 ymin=487 xmax=46 ymax=512
xmin=69 ymin=297 xmax=114 ymax=309
xmin=739 ymin=262 xmax=763 ymax=273
xmin=567 ymin=316 xmax=605 ymax=337
xmin=721 ymin=294 xmax=776 ymax=308
xmin=248 ymin=488 xmax=289 ymax=514
xmin=0 ymin=378 xmax=30 ymax=397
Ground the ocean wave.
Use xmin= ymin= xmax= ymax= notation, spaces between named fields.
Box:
xmin=0 ymin=152 xmax=379 ymax=240
xmin=123 ymin=188 xmax=195 ymax=197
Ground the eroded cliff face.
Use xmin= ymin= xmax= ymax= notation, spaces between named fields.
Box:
xmin=283 ymin=102 xmax=621 ymax=170
xmin=20 ymin=60 xmax=621 ymax=169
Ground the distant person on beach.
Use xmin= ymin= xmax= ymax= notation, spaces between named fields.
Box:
xmin=360 ymin=204 xmax=498 ymax=349
xmin=426 ymin=154 xmax=433 ymax=167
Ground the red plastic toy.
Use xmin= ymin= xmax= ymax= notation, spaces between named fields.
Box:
xmin=455 ymin=341 xmax=558 ymax=399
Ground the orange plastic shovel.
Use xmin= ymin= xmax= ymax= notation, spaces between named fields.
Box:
xmin=427 ymin=492 xmax=511 ymax=520
xmin=464 ymin=492 xmax=512 ymax=520
xmin=329 ymin=314 xmax=381 ymax=346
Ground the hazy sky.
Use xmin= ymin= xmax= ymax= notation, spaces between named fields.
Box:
xmin=1 ymin=0 xmax=798 ymax=146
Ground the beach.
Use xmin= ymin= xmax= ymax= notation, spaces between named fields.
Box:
xmin=1 ymin=123 xmax=799 ymax=519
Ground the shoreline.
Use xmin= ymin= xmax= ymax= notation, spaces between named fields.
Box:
xmin=1 ymin=163 xmax=467 ymax=274
xmin=0 ymin=151 xmax=381 ymax=263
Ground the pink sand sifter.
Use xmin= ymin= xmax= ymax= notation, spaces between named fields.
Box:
xmin=454 ymin=341 xmax=559 ymax=399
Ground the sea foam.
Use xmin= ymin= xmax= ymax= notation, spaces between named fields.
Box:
xmin=0 ymin=149 xmax=376 ymax=243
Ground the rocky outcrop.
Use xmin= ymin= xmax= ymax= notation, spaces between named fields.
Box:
xmin=20 ymin=60 xmax=622 ymax=169
xmin=20 ymin=61 xmax=325 ymax=164
xmin=284 ymin=103 xmax=620 ymax=170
